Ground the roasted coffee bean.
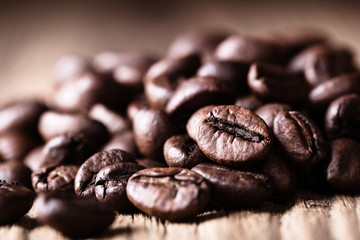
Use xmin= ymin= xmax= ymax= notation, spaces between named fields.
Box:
xmin=327 ymin=138 xmax=360 ymax=193
xmin=167 ymin=30 xmax=230 ymax=61
xmin=214 ymin=35 xmax=285 ymax=64
xmin=75 ymin=149 xmax=136 ymax=198
xmin=0 ymin=181 xmax=35 ymax=225
xmin=126 ymin=95 xmax=150 ymax=122
xmin=95 ymin=162 xmax=144 ymax=211
xmin=103 ymin=130 xmax=138 ymax=157
xmin=89 ymin=103 xmax=130 ymax=135
xmin=197 ymin=60 xmax=249 ymax=94
xmin=165 ymin=76 xmax=235 ymax=115
xmin=38 ymin=111 xmax=109 ymax=147
xmin=34 ymin=192 xmax=115 ymax=237
xmin=32 ymin=165 xmax=79 ymax=193
xmin=0 ymin=131 xmax=40 ymax=161
xmin=195 ymin=105 xmax=272 ymax=167
xmin=0 ymin=161 xmax=32 ymax=188
xmin=133 ymin=108 xmax=176 ymax=158
xmin=126 ymin=168 xmax=210 ymax=221
xmin=273 ymin=111 xmax=328 ymax=166
xmin=308 ymin=72 xmax=360 ymax=112
xmin=0 ymin=100 xmax=46 ymax=135
xmin=49 ymin=72 xmax=129 ymax=112
xmin=54 ymin=54 xmax=91 ymax=84
xmin=186 ymin=105 xmax=216 ymax=140
xmin=136 ymin=158 xmax=167 ymax=168
xmin=260 ymin=151 xmax=296 ymax=201
xmin=192 ymin=163 xmax=272 ymax=208
xmin=255 ymin=103 xmax=292 ymax=128
xmin=325 ymin=94 xmax=360 ymax=140
xmin=23 ymin=146 xmax=44 ymax=172
xmin=144 ymin=54 xmax=201 ymax=110
xmin=164 ymin=135 xmax=208 ymax=169
xmin=234 ymin=94 xmax=264 ymax=111
xmin=248 ymin=62 xmax=308 ymax=104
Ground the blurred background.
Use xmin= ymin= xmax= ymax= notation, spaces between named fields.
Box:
xmin=0 ymin=0 xmax=359 ymax=103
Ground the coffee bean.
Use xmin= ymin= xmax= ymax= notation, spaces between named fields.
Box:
xmin=192 ymin=163 xmax=272 ymax=208
xmin=89 ymin=103 xmax=130 ymax=135
xmin=144 ymin=54 xmax=200 ymax=110
xmin=248 ymin=62 xmax=308 ymax=104
xmin=186 ymin=105 xmax=217 ymax=140
xmin=0 ymin=181 xmax=35 ymax=225
xmin=136 ymin=158 xmax=167 ymax=168
xmin=0 ymin=161 xmax=32 ymax=188
xmin=0 ymin=100 xmax=46 ymax=135
xmin=165 ymin=76 xmax=235 ymax=115
xmin=255 ymin=103 xmax=292 ymax=128
xmin=54 ymin=54 xmax=91 ymax=84
xmin=75 ymin=149 xmax=136 ymax=198
xmin=103 ymin=130 xmax=138 ymax=157
xmin=34 ymin=192 xmax=115 ymax=237
xmin=32 ymin=165 xmax=79 ymax=193
xmin=327 ymin=138 xmax=360 ymax=193
xmin=273 ymin=111 xmax=328 ymax=166
xmin=325 ymin=94 xmax=360 ymax=140
xmin=164 ymin=134 xmax=208 ymax=169
xmin=38 ymin=111 xmax=109 ymax=147
xmin=126 ymin=95 xmax=150 ymax=122
xmin=214 ymin=35 xmax=285 ymax=64
xmin=309 ymin=72 xmax=360 ymax=113
xmin=95 ymin=162 xmax=144 ymax=211
xmin=126 ymin=167 xmax=210 ymax=221
xmin=133 ymin=108 xmax=176 ymax=159
xmin=195 ymin=105 xmax=272 ymax=167
xmin=234 ymin=94 xmax=264 ymax=111
xmin=23 ymin=146 xmax=44 ymax=172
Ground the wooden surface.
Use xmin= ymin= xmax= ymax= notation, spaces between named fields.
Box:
xmin=1 ymin=1 xmax=360 ymax=239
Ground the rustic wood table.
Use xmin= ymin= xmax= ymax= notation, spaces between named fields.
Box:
xmin=0 ymin=1 xmax=359 ymax=239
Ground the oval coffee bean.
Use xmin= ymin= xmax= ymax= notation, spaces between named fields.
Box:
xmin=327 ymin=138 xmax=360 ymax=193
xmin=103 ymin=130 xmax=138 ymax=157
xmin=126 ymin=95 xmax=150 ymax=122
xmin=255 ymin=103 xmax=292 ymax=129
xmin=186 ymin=105 xmax=216 ymax=140
xmin=95 ymin=162 xmax=144 ymax=211
xmin=195 ymin=105 xmax=272 ymax=167
xmin=23 ymin=146 xmax=44 ymax=172
xmin=164 ymin=134 xmax=208 ymax=169
xmin=234 ymin=94 xmax=264 ymax=111
xmin=192 ymin=163 xmax=272 ymax=208
xmin=325 ymin=94 xmax=360 ymax=140
xmin=34 ymin=192 xmax=115 ymax=237
xmin=126 ymin=167 xmax=210 ymax=221
xmin=32 ymin=165 xmax=79 ymax=193
xmin=0 ymin=161 xmax=32 ymax=188
xmin=273 ymin=111 xmax=328 ymax=166
xmin=75 ymin=149 xmax=136 ymax=198
xmin=0 ymin=181 xmax=35 ymax=225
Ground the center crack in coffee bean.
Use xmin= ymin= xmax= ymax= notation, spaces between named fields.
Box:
xmin=291 ymin=113 xmax=316 ymax=154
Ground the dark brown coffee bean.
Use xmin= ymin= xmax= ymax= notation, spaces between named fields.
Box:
xmin=0 ymin=131 xmax=40 ymax=161
xmin=192 ymin=163 xmax=272 ymax=208
xmin=308 ymin=72 xmax=360 ymax=112
xmin=273 ymin=111 xmax=328 ymax=166
xmin=260 ymin=151 xmax=296 ymax=201
xmin=89 ymin=104 xmax=130 ymax=135
xmin=133 ymin=109 xmax=176 ymax=159
xmin=75 ymin=149 xmax=135 ymax=198
xmin=38 ymin=111 xmax=109 ymax=147
xmin=255 ymin=103 xmax=292 ymax=129
xmin=0 ymin=100 xmax=46 ymax=135
xmin=136 ymin=158 xmax=167 ymax=168
xmin=186 ymin=105 xmax=217 ymax=140
xmin=144 ymin=54 xmax=200 ymax=110
xmin=103 ymin=130 xmax=138 ymax=157
xmin=32 ymin=165 xmax=79 ymax=193
xmin=126 ymin=95 xmax=150 ymax=122
xmin=165 ymin=76 xmax=235 ymax=115
xmin=325 ymin=94 xmax=360 ymax=140
xmin=234 ymin=94 xmax=264 ymax=111
xmin=167 ymin=30 xmax=230 ymax=61
xmin=0 ymin=181 xmax=35 ymax=225
xmin=327 ymin=138 xmax=360 ymax=193
xmin=23 ymin=146 xmax=44 ymax=172
xmin=214 ymin=35 xmax=285 ymax=64
xmin=0 ymin=161 xmax=32 ymax=188
xmin=164 ymin=135 xmax=208 ymax=169
xmin=126 ymin=167 xmax=210 ymax=221
xmin=248 ymin=62 xmax=308 ymax=104
xmin=34 ymin=192 xmax=115 ymax=237
xmin=95 ymin=162 xmax=144 ymax=211
xmin=195 ymin=105 xmax=272 ymax=167
xmin=54 ymin=54 xmax=91 ymax=84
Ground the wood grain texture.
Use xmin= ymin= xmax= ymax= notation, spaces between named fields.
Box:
xmin=0 ymin=1 xmax=360 ymax=239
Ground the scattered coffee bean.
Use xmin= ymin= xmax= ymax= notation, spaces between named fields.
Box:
xmin=0 ymin=161 xmax=32 ymax=188
xmin=103 ymin=130 xmax=138 ymax=157
xmin=234 ymin=94 xmax=263 ymax=111
xmin=186 ymin=105 xmax=217 ymax=140
xmin=255 ymin=103 xmax=292 ymax=128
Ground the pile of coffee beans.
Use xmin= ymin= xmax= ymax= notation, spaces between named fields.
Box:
xmin=0 ymin=28 xmax=359 ymax=237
